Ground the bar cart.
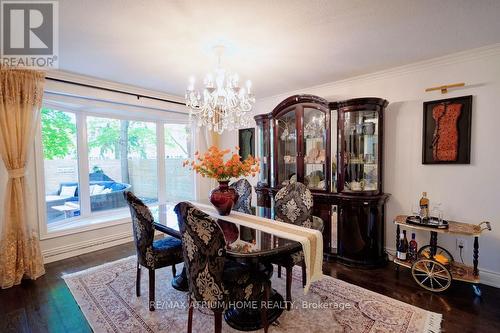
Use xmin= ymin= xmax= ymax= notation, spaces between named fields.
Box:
xmin=393 ymin=215 xmax=492 ymax=295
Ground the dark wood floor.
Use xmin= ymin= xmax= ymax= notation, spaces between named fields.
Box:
xmin=1 ymin=242 xmax=499 ymax=333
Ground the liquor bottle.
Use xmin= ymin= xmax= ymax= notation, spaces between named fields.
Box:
xmin=419 ymin=192 xmax=430 ymax=220
xmin=409 ymin=233 xmax=418 ymax=261
xmin=396 ymin=232 xmax=408 ymax=260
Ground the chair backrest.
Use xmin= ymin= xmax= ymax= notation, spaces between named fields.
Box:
xmin=174 ymin=202 xmax=227 ymax=309
xmin=274 ymin=182 xmax=314 ymax=228
xmin=230 ymin=179 xmax=252 ymax=214
xmin=123 ymin=191 xmax=155 ymax=267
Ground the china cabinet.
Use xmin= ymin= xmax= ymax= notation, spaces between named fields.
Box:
xmin=255 ymin=95 xmax=390 ymax=267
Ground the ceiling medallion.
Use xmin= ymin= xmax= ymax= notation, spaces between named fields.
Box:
xmin=185 ymin=45 xmax=255 ymax=134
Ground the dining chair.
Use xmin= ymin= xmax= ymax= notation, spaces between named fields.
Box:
xmin=272 ymin=182 xmax=324 ymax=310
xmin=174 ymin=201 xmax=271 ymax=333
xmin=229 ymin=178 xmax=255 ymax=242
xmin=230 ymin=178 xmax=252 ymax=214
xmin=124 ymin=191 xmax=184 ymax=311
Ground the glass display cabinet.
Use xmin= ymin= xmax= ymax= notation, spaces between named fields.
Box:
xmin=272 ymin=95 xmax=331 ymax=191
xmin=254 ymin=95 xmax=389 ymax=267
xmin=337 ymin=98 xmax=386 ymax=195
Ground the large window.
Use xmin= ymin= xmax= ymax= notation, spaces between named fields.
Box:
xmin=40 ymin=106 xmax=195 ymax=231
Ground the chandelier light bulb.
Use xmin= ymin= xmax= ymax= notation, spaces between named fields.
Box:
xmin=246 ymin=80 xmax=252 ymax=94
xmin=188 ymin=76 xmax=196 ymax=91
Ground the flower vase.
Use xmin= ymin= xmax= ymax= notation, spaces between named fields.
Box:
xmin=209 ymin=180 xmax=239 ymax=216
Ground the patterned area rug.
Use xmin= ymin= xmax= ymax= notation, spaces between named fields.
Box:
xmin=63 ymin=256 xmax=442 ymax=333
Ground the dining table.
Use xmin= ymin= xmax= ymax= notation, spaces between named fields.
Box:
xmin=150 ymin=203 xmax=305 ymax=331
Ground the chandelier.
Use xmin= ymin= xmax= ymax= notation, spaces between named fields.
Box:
xmin=185 ymin=46 xmax=255 ymax=134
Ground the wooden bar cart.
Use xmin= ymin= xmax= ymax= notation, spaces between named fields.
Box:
xmin=393 ymin=215 xmax=492 ymax=295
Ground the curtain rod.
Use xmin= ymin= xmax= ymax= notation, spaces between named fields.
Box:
xmin=45 ymin=76 xmax=185 ymax=106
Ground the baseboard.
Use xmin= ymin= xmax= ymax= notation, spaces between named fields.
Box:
xmin=385 ymin=246 xmax=500 ymax=289
xmin=42 ymin=229 xmax=167 ymax=264
xmin=477 ymin=269 xmax=500 ymax=289
xmin=42 ymin=231 xmax=133 ymax=264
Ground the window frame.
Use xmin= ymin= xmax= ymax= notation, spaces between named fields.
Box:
xmin=36 ymin=102 xmax=196 ymax=240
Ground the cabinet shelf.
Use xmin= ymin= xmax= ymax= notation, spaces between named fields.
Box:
xmin=346 ymin=162 xmax=377 ymax=165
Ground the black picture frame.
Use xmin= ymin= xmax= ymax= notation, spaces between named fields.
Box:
xmin=422 ymin=95 xmax=472 ymax=164
xmin=238 ymin=128 xmax=255 ymax=161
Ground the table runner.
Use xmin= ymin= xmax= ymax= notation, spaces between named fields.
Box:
xmin=190 ymin=202 xmax=323 ymax=293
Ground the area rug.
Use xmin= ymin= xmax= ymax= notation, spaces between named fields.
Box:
xmin=63 ymin=256 xmax=442 ymax=333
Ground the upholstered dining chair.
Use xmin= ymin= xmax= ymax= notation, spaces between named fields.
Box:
xmin=124 ymin=191 xmax=184 ymax=311
xmin=229 ymin=178 xmax=252 ymax=214
xmin=229 ymin=178 xmax=254 ymax=241
xmin=174 ymin=202 xmax=271 ymax=333
xmin=272 ymin=182 xmax=324 ymax=310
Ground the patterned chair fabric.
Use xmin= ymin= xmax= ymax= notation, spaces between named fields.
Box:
xmin=230 ymin=179 xmax=254 ymax=241
xmin=274 ymin=182 xmax=314 ymax=228
xmin=175 ymin=202 xmax=227 ymax=309
xmin=230 ymin=179 xmax=252 ymax=214
xmin=274 ymin=183 xmax=324 ymax=264
xmin=124 ymin=191 xmax=182 ymax=269
xmin=175 ymin=202 xmax=270 ymax=310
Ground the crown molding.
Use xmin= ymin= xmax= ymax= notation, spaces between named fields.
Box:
xmin=258 ymin=43 xmax=500 ymax=104
xmin=45 ymin=69 xmax=185 ymax=104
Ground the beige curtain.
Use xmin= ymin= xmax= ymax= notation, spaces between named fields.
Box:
xmin=0 ymin=66 xmax=46 ymax=288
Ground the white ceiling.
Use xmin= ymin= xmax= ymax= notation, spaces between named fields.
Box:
xmin=58 ymin=0 xmax=500 ymax=98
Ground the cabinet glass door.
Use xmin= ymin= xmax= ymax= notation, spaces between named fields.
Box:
xmin=342 ymin=110 xmax=379 ymax=192
xmin=303 ymin=107 xmax=327 ymax=190
xmin=257 ymin=120 xmax=269 ymax=185
xmin=276 ymin=110 xmax=297 ymax=185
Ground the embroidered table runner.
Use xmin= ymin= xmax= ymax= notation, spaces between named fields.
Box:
xmin=190 ymin=202 xmax=324 ymax=292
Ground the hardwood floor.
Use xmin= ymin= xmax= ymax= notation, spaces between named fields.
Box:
xmin=1 ymin=242 xmax=499 ymax=333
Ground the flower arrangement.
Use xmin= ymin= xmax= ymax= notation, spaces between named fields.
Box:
xmin=183 ymin=145 xmax=260 ymax=181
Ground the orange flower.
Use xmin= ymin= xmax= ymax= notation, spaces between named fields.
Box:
xmin=182 ymin=146 xmax=260 ymax=181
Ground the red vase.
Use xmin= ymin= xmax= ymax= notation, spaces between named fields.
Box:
xmin=209 ymin=180 xmax=239 ymax=216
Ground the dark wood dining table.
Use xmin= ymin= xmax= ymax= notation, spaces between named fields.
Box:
xmin=150 ymin=203 xmax=302 ymax=331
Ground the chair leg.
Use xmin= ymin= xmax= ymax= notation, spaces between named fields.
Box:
xmin=187 ymin=298 xmax=193 ymax=333
xmin=172 ymin=263 xmax=177 ymax=277
xmin=286 ymin=265 xmax=292 ymax=311
xmin=277 ymin=264 xmax=282 ymax=278
xmin=149 ymin=269 xmax=155 ymax=311
xmin=261 ymin=281 xmax=270 ymax=333
xmin=214 ymin=310 xmax=223 ymax=333
xmin=136 ymin=263 xmax=141 ymax=297
xmin=301 ymin=261 xmax=306 ymax=288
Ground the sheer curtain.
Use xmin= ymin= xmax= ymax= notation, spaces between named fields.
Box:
xmin=195 ymin=128 xmax=220 ymax=201
xmin=0 ymin=66 xmax=46 ymax=288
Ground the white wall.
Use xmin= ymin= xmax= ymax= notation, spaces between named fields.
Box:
xmin=0 ymin=71 xmax=211 ymax=263
xmin=221 ymin=44 xmax=500 ymax=287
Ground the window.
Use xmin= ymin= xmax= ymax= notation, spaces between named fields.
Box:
xmin=87 ymin=117 xmax=158 ymax=213
xmin=39 ymin=104 xmax=195 ymax=233
xmin=165 ymin=123 xmax=195 ymax=201
xmin=42 ymin=108 xmax=80 ymax=224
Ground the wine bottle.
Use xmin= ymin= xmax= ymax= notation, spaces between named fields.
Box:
xmin=396 ymin=232 xmax=408 ymax=260
xmin=419 ymin=192 xmax=430 ymax=220
xmin=409 ymin=233 xmax=418 ymax=261
xmin=403 ymin=230 xmax=409 ymax=258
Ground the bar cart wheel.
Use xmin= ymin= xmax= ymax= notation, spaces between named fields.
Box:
xmin=472 ymin=284 xmax=482 ymax=297
xmin=417 ymin=245 xmax=454 ymax=262
xmin=411 ymin=259 xmax=452 ymax=292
